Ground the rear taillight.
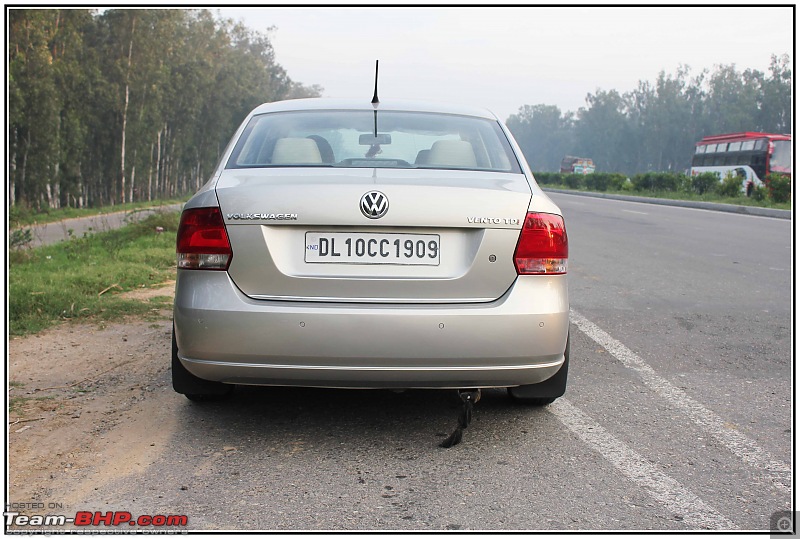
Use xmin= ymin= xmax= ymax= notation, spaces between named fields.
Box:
xmin=513 ymin=212 xmax=568 ymax=275
xmin=176 ymin=207 xmax=232 ymax=270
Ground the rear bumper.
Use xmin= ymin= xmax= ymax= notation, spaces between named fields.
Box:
xmin=173 ymin=271 xmax=569 ymax=389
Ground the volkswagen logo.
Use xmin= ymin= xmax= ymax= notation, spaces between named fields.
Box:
xmin=360 ymin=191 xmax=389 ymax=219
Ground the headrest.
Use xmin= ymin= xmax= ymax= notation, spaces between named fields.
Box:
xmin=427 ymin=140 xmax=477 ymax=168
xmin=272 ymin=137 xmax=323 ymax=165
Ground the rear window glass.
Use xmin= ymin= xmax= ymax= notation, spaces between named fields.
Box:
xmin=226 ymin=110 xmax=521 ymax=173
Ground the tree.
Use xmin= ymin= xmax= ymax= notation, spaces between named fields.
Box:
xmin=8 ymin=8 xmax=323 ymax=210
xmin=635 ymin=67 xmax=700 ymax=172
xmin=8 ymin=10 xmax=62 ymax=209
xmin=574 ymin=89 xmax=633 ymax=173
xmin=702 ymin=64 xmax=761 ymax=135
xmin=508 ymin=59 xmax=791 ymax=176
xmin=758 ymin=54 xmax=791 ymax=133
xmin=506 ymin=105 xmax=574 ymax=172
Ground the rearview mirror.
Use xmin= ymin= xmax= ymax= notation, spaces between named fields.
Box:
xmin=359 ymin=133 xmax=392 ymax=145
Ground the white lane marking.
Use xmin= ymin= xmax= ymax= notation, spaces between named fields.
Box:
xmin=550 ymin=399 xmax=735 ymax=530
xmin=570 ymin=310 xmax=791 ymax=494
xmin=622 ymin=209 xmax=648 ymax=215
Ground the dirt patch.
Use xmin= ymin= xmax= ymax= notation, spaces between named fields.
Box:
xmin=8 ymin=285 xmax=179 ymax=508
xmin=120 ymin=280 xmax=175 ymax=302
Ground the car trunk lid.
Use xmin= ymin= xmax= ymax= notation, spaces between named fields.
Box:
xmin=215 ymin=167 xmax=531 ymax=303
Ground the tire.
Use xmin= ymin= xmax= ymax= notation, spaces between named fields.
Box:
xmin=508 ymin=332 xmax=569 ymax=405
xmin=746 ymin=182 xmax=754 ymax=197
xmin=172 ymin=327 xmax=233 ymax=401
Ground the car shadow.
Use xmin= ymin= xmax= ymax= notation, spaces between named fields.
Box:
xmin=172 ymin=385 xmax=551 ymax=452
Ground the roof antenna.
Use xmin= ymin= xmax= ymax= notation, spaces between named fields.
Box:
xmin=371 ymin=60 xmax=380 ymax=105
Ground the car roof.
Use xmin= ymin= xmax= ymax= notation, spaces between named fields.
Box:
xmin=250 ymin=98 xmax=499 ymax=121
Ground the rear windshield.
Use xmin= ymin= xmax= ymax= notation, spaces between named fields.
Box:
xmin=226 ymin=110 xmax=521 ymax=173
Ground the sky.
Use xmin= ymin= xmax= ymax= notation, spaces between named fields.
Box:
xmin=215 ymin=6 xmax=793 ymax=122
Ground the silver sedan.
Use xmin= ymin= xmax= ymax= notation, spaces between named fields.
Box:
xmin=172 ymin=98 xmax=570 ymax=405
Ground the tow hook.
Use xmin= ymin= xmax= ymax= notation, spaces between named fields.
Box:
xmin=439 ymin=389 xmax=481 ymax=448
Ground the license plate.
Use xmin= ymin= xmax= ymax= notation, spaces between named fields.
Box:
xmin=305 ymin=232 xmax=440 ymax=266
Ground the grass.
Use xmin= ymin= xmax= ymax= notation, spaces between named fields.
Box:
xmin=542 ymin=184 xmax=792 ymax=211
xmin=9 ymin=197 xmax=188 ymax=228
xmin=10 ymin=395 xmax=59 ymax=416
xmin=9 ymin=396 xmax=28 ymax=414
xmin=8 ymin=211 xmax=180 ymax=336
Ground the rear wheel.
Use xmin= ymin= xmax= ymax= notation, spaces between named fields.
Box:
xmin=172 ymin=327 xmax=233 ymax=401
xmin=508 ymin=332 xmax=569 ymax=405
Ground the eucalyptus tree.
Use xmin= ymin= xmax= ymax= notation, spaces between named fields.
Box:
xmin=8 ymin=10 xmax=61 ymax=209
xmin=50 ymin=10 xmax=98 ymax=208
xmin=8 ymin=8 xmax=320 ymax=210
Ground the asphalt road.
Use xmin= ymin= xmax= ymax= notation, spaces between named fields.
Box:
xmin=18 ymin=203 xmax=183 ymax=248
xmin=56 ymin=193 xmax=795 ymax=531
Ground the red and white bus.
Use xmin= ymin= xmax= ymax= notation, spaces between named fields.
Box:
xmin=690 ymin=132 xmax=791 ymax=195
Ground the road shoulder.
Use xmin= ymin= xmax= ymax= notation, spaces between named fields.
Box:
xmin=543 ymin=188 xmax=792 ymax=219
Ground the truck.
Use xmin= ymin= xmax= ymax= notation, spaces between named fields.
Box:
xmin=560 ymin=156 xmax=595 ymax=174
